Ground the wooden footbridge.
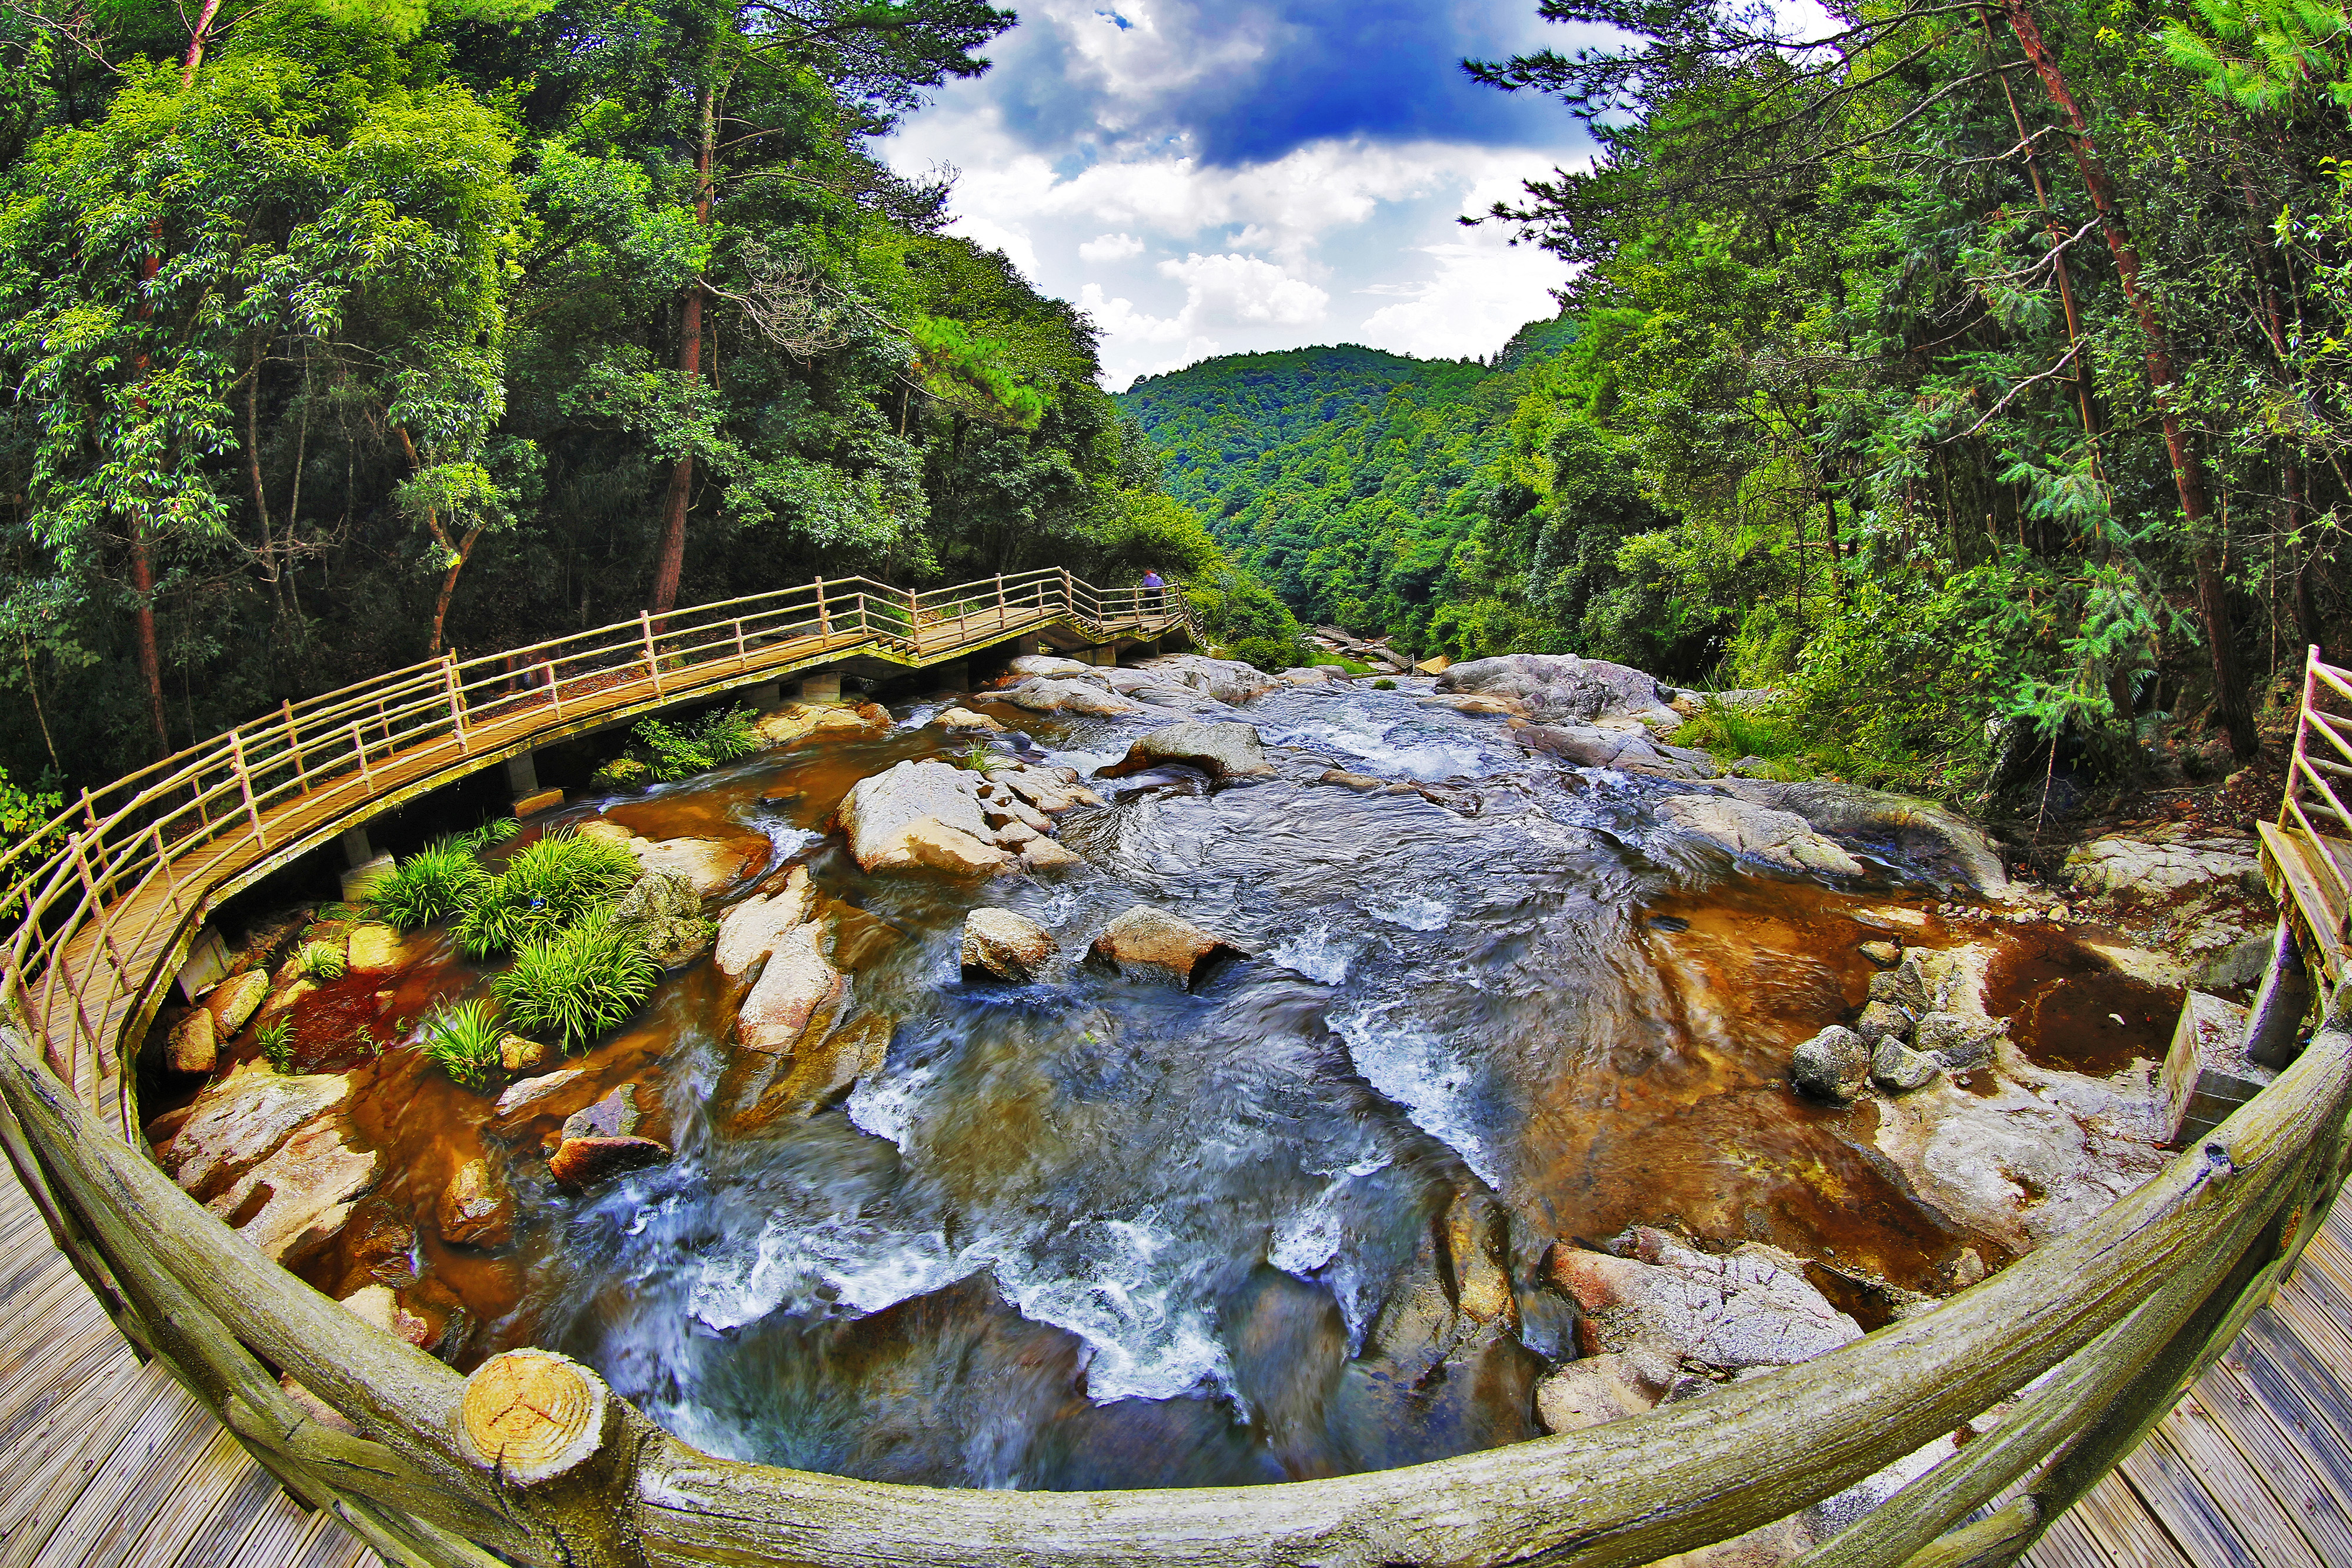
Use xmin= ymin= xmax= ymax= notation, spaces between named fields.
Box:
xmin=2 ymin=595 xmax=2351 ymax=1567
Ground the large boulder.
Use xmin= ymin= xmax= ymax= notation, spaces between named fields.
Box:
xmin=934 ymin=706 xmax=1005 ymax=733
xmin=999 ymin=677 xmax=1144 ymax=717
xmin=837 ymin=760 xmax=1017 ymax=876
xmin=206 ymin=1116 xmax=380 ymax=1265
xmin=1656 ymin=795 xmax=1866 ymax=878
xmin=982 ymin=761 xmax=1102 ymax=815
xmin=1007 ymin=654 xmax=1097 ymax=679
xmin=612 ymin=868 xmax=713 ymax=967
xmin=1520 ymin=724 xmax=1718 ymax=780
xmin=962 ymin=908 xmax=1057 ymax=982
xmin=1791 ymin=1025 xmax=1871 ymax=1102
xmin=737 ymin=922 xmax=846 ymax=1053
xmin=716 ymin=868 xmax=815 ymax=977
xmin=167 ymin=1008 xmax=217 ymax=1077
xmin=161 ymin=1062 xmax=351 ymax=1199
xmin=1132 ymin=653 xmax=1281 ymax=706
xmin=577 ymin=822 xmax=768 ymax=897
xmin=1720 ymin=780 xmax=2009 ymax=897
xmin=1088 ymin=906 xmax=1242 ymax=989
xmin=751 ymin=701 xmax=891 ymax=748
xmin=346 ymin=922 xmax=430 ymax=974
xmin=1438 ymin=653 xmax=1682 ymax=730
xmin=1098 ymin=722 xmax=1275 ymax=784
xmin=1546 ymin=1227 xmax=1863 ymax=1370
xmin=2064 ymin=834 xmax=2263 ymax=902
xmin=206 ymin=969 xmax=270 ymax=1035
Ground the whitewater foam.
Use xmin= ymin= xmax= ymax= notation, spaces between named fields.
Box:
xmin=1329 ymin=1002 xmax=1499 ymax=1186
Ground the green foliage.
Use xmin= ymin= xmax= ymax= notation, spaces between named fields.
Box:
xmin=295 ymin=941 xmax=348 ymax=982
xmin=592 ymin=756 xmax=652 ymax=790
xmin=630 ymin=706 xmax=761 ymax=783
xmin=417 ymin=998 xmax=505 ymax=1088
xmin=453 ymin=830 xmax=640 ymax=959
xmin=365 ymin=838 xmax=492 ymax=930
xmin=955 ymin=740 xmax=994 ymax=770
xmin=491 ymin=907 xmax=660 ymax=1051
xmin=1371 ymin=677 xmax=1396 ymax=691
xmin=257 ymin=1017 xmax=295 ymax=1075
xmin=2163 ymin=1 xmax=2352 ymax=109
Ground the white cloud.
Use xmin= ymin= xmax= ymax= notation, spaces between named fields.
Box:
xmin=1078 ymin=232 xmax=1145 ymax=262
xmin=1354 ymin=234 xmax=1565 ymax=362
xmin=1158 ymin=253 xmax=1329 ymax=327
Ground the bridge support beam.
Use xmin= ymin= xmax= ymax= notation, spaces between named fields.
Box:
xmin=930 ymin=660 xmax=968 ymax=693
xmin=797 ymin=671 xmax=841 ymax=704
xmin=746 ymin=681 xmax=781 ymax=707
xmin=505 ymin=752 xmax=539 ymax=796
xmin=2245 ymin=916 xmax=2313 ymax=1069
xmin=338 ymin=827 xmax=373 ymax=870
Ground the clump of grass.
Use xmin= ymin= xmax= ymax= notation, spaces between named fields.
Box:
xmin=457 ymin=817 xmax=520 ymax=851
xmin=633 ymin=704 xmax=761 ymax=782
xmin=1371 ymin=677 xmax=1396 ymax=691
xmin=256 ymin=1017 xmax=295 ymax=1074
xmin=955 ymin=739 xmax=995 ymax=770
xmin=418 ymin=998 xmax=506 ymax=1088
xmin=1672 ymin=696 xmax=1850 ymax=781
xmin=454 ymin=830 xmax=642 ymax=959
xmin=295 ymin=941 xmax=346 ymax=982
xmin=365 ymin=837 xmax=492 ymax=930
xmin=492 ymin=908 xmax=660 ymax=1052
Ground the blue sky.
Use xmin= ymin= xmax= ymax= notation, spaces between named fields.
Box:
xmin=880 ymin=1 xmax=1608 ymax=388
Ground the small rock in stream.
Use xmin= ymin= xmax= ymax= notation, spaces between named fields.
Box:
xmin=1870 ymin=1038 xmax=1943 ymax=1094
xmin=497 ymin=1032 xmax=549 ymax=1074
xmin=1791 ymin=1025 xmax=1870 ymax=1102
xmin=1087 ymin=905 xmax=1243 ymax=989
xmin=207 ymin=969 xmax=270 ymax=1034
xmin=1853 ymin=1000 xmax=1913 ymax=1049
xmin=1858 ymin=940 xmax=1902 ymax=969
xmin=436 ymin=1158 xmax=514 ymax=1248
xmin=492 ymin=1067 xmax=588 ymax=1120
xmin=1914 ymin=1011 xmax=2002 ymax=1072
xmin=961 ymin=908 xmax=1057 ymax=982
xmin=168 ymin=1008 xmax=217 ymax=1076
xmin=549 ymin=1135 xmax=670 ymax=1190
xmin=562 ymin=1085 xmax=641 ymax=1142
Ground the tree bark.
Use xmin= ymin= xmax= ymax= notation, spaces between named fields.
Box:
xmin=646 ymin=80 xmax=717 ymax=621
xmin=395 ymin=426 xmax=479 ymax=657
xmin=1998 ymin=0 xmax=2256 ymax=759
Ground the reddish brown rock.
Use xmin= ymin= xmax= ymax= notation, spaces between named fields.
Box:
xmin=549 ymin=1135 xmax=670 ymax=1189
xmin=209 ymin=1117 xmax=381 ymax=1265
xmin=1087 ymin=905 xmax=1241 ymax=989
xmin=167 ymin=1008 xmax=217 ymax=1076
xmin=437 ymin=1158 xmax=515 ymax=1248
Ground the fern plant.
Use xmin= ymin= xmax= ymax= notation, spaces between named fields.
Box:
xmin=492 ymin=908 xmax=660 ymax=1051
xmin=295 ymin=941 xmax=347 ymax=982
xmin=419 ymin=998 xmax=506 ymax=1088
xmin=632 ymin=705 xmax=761 ymax=781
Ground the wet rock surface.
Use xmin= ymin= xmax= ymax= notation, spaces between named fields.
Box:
xmin=1087 ymin=905 xmax=1242 ymax=988
xmin=961 ymin=908 xmax=1056 ymax=982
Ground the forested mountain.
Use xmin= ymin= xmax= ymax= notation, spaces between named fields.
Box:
xmin=0 ymin=0 xmax=1291 ymax=833
xmin=1128 ymin=1 xmax=2352 ymax=805
xmin=1117 ymin=322 xmax=1581 ymax=654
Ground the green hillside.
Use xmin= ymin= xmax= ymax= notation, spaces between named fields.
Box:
xmin=1117 ymin=318 xmax=1586 ymax=657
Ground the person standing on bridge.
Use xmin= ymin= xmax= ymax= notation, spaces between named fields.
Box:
xmin=1141 ymin=568 xmax=1166 ymax=612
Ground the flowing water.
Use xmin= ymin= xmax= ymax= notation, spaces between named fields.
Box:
xmin=301 ymin=678 xmax=2002 ymax=1490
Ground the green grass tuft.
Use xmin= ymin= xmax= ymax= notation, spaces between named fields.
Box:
xmin=295 ymin=941 xmax=347 ymax=982
xmin=454 ymin=830 xmax=642 ymax=959
xmin=365 ymin=837 xmax=492 ymax=930
xmin=492 ymin=907 xmax=660 ymax=1052
xmin=257 ymin=1017 xmax=294 ymax=1074
xmin=633 ymin=704 xmax=762 ymax=782
xmin=418 ymin=998 xmax=506 ymax=1087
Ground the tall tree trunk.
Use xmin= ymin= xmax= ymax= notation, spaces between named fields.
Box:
xmin=647 ymin=80 xmax=717 ymax=621
xmin=129 ymin=242 xmax=170 ymax=756
xmin=395 ymin=426 xmax=480 ymax=657
xmin=1998 ymin=0 xmax=2256 ymax=758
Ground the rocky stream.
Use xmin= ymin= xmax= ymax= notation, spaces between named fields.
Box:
xmin=139 ymin=650 xmax=2281 ymax=1556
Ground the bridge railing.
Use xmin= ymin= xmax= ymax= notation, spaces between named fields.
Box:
xmin=0 ymin=567 xmax=1197 ymax=1131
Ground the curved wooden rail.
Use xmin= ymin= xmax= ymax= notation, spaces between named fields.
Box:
xmin=0 ymin=567 xmax=1196 ymax=1138
xmin=0 ymin=609 xmax=2348 ymax=1567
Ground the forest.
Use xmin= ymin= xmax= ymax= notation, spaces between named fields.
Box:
xmin=1134 ymin=1 xmax=2352 ymax=808
xmin=0 ymin=0 xmax=1303 ymax=845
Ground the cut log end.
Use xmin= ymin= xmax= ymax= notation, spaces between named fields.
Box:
xmin=459 ymin=1349 xmax=610 ymax=1483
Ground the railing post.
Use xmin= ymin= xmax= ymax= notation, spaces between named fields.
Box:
xmin=280 ymin=699 xmax=309 ymax=794
xmin=147 ymin=821 xmax=181 ymax=904
xmin=78 ymin=787 xmax=99 ymax=833
xmin=733 ymin=618 xmax=747 ymax=664
xmin=68 ymin=836 xmax=131 ymax=982
xmin=641 ymin=612 xmax=664 ymax=694
xmin=349 ymin=721 xmax=373 ymax=790
xmin=443 ymin=654 xmax=468 ymax=746
xmin=226 ymin=730 xmax=267 ymax=847
xmin=543 ymin=660 xmax=562 ymax=716
xmin=1061 ymin=567 xmax=1074 ymax=614
xmin=997 ymin=574 xmax=1007 ymax=631
xmin=815 ymin=577 xmax=830 ymax=638
xmin=908 ymin=584 xmax=920 ymax=648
